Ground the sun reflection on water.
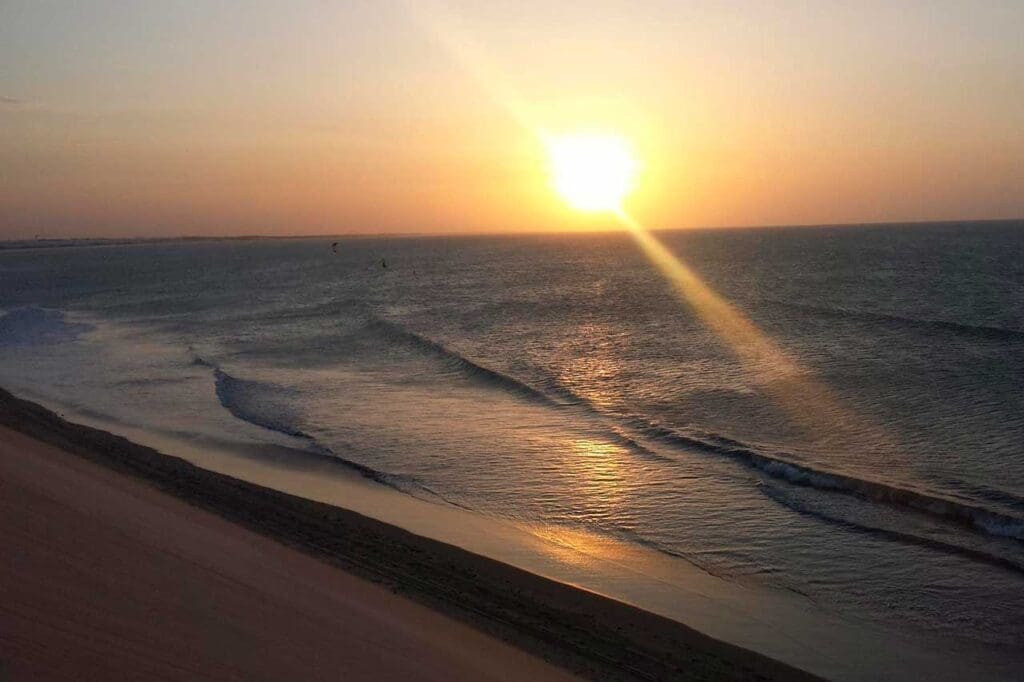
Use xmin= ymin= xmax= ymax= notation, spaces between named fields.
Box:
xmin=528 ymin=523 xmax=631 ymax=569
xmin=556 ymin=327 xmax=626 ymax=410
xmin=566 ymin=438 xmax=628 ymax=514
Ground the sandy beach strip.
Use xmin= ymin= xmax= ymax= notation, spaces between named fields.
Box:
xmin=0 ymin=388 xmax=820 ymax=681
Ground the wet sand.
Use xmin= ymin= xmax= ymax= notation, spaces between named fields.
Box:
xmin=0 ymin=388 xmax=819 ymax=681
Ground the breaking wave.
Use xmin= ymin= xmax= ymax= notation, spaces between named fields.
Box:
xmin=759 ymin=482 xmax=1024 ymax=575
xmin=212 ymin=367 xmax=308 ymax=439
xmin=366 ymin=315 xmax=564 ymax=406
xmin=194 ymin=354 xmax=458 ymax=504
xmin=625 ymin=416 xmax=1024 ymax=542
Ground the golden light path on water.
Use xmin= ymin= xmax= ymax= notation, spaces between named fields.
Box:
xmin=612 ymin=208 xmax=866 ymax=442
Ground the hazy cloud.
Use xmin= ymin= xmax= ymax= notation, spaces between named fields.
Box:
xmin=0 ymin=96 xmax=22 ymax=104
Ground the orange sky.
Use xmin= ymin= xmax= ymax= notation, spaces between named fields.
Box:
xmin=2 ymin=1 xmax=1022 ymax=238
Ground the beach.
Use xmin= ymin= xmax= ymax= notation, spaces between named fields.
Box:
xmin=0 ymin=387 xmax=819 ymax=681
xmin=4 ymin=1 xmax=1022 ymax=678
xmin=2 ymin=229 xmax=1022 ymax=681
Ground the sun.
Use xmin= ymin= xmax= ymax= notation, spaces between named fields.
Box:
xmin=546 ymin=133 xmax=639 ymax=212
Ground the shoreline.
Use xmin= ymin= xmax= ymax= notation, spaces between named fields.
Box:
xmin=0 ymin=386 xmax=819 ymax=681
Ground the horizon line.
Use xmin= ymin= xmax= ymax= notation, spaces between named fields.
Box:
xmin=1 ymin=216 xmax=1022 ymax=249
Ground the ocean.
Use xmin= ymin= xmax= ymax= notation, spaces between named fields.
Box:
xmin=2 ymin=220 xmax=1023 ymax=676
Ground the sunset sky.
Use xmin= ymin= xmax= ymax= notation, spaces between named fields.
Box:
xmin=2 ymin=1 xmax=1022 ymax=238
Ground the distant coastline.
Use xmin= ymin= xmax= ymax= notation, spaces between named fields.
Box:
xmin=3 ymin=217 xmax=1021 ymax=251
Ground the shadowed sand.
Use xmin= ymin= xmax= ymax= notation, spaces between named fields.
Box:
xmin=0 ymin=388 xmax=820 ymax=681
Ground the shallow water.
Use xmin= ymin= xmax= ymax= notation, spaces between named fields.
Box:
xmin=2 ymin=221 xmax=1023 ymax=669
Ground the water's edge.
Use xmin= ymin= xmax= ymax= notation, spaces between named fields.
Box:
xmin=2 ymin=383 xmax=1014 ymax=682
xmin=0 ymin=384 xmax=823 ymax=682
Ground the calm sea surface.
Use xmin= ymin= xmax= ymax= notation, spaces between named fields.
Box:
xmin=2 ymin=221 xmax=1023 ymax=665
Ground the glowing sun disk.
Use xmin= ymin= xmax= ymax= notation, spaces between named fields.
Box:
xmin=547 ymin=133 xmax=638 ymax=212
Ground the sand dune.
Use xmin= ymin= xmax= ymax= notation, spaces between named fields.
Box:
xmin=0 ymin=425 xmax=580 ymax=681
